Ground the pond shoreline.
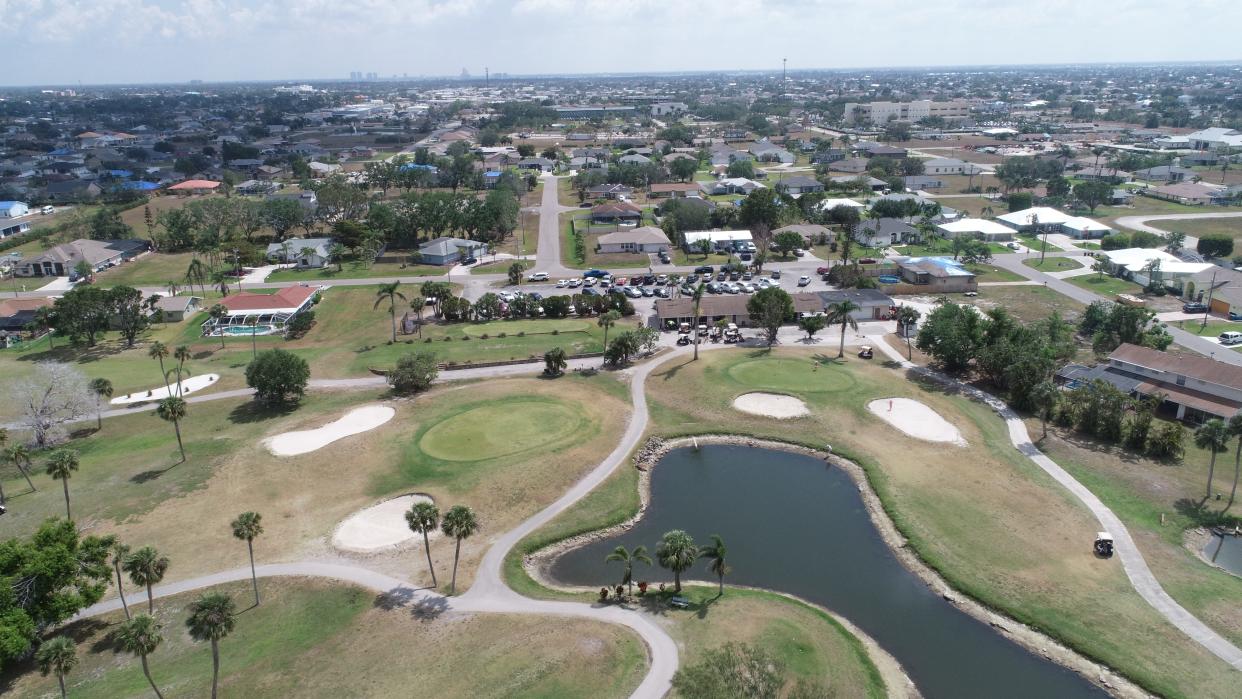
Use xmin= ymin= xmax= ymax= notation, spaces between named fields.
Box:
xmin=1184 ymin=526 xmax=1242 ymax=579
xmin=525 ymin=434 xmax=1148 ymax=699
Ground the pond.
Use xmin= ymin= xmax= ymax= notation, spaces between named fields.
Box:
xmin=549 ymin=445 xmax=1105 ymax=699
xmin=1202 ymin=531 xmax=1242 ymax=577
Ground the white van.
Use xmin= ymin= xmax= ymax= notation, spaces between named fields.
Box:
xmin=40 ymin=205 xmax=55 ymax=215
xmin=1219 ymin=331 xmax=1242 ymax=346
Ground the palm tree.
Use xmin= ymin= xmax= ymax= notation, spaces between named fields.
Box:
xmin=5 ymin=443 xmax=36 ymax=493
xmin=691 ymin=282 xmax=705 ymax=360
xmin=1194 ymin=418 xmax=1231 ymax=502
xmin=36 ymin=636 xmax=78 ymax=699
xmin=186 ymin=592 xmax=236 ymax=699
xmin=156 ymin=396 xmax=188 ymax=463
xmin=148 ymin=341 xmax=171 ymax=392
xmin=45 ymin=449 xmax=79 ymax=520
xmin=698 ymin=534 xmax=730 ymax=596
xmin=173 ymin=346 xmax=192 ymax=393
xmin=405 ymin=501 xmax=440 ymax=588
xmin=1030 ymin=381 xmax=1060 ymax=441
xmin=656 ymin=530 xmax=698 ymax=593
xmin=185 ymin=257 xmax=209 ymax=297
xmin=598 ymin=309 xmax=621 ymax=364
xmin=208 ymin=304 xmax=229 ymax=348
xmin=543 ymin=347 xmax=568 ymax=377
xmin=441 ymin=505 xmax=479 ymax=595
xmin=115 ymin=614 xmax=165 ymax=699
xmin=408 ymin=296 xmax=426 ymax=338
xmin=112 ymin=541 xmax=133 ymax=619
xmin=605 ymin=544 xmax=652 ymax=596
xmin=89 ymin=377 xmax=113 ymax=431
xmin=895 ymin=306 xmax=920 ymax=360
xmin=328 ymin=243 xmax=348 ymax=272
xmin=1227 ymin=412 xmax=1242 ymax=508
xmin=826 ymin=300 xmax=860 ymax=358
xmin=124 ymin=546 xmax=170 ymax=614
xmin=231 ymin=512 xmax=264 ymax=606
xmin=374 ymin=282 xmax=407 ymax=343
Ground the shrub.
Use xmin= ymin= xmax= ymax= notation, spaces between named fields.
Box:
xmin=388 ymin=352 xmax=439 ymax=394
xmin=461 ymin=335 xmax=470 ymax=341
xmin=518 ymin=331 xmax=526 ymax=337
xmin=245 ymin=349 xmax=310 ymax=405
xmin=443 ymin=336 xmax=452 ymax=341
xmin=480 ymin=333 xmax=489 ymax=339
xmin=1198 ymin=234 xmax=1234 ymax=259
xmin=552 ymin=329 xmax=559 ymax=335
xmin=498 ymin=331 xmax=507 ymax=338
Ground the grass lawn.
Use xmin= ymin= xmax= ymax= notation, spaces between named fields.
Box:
xmin=963 ymin=262 xmax=1025 ymax=282
xmin=1169 ymin=318 xmax=1242 ymax=344
xmin=965 ymin=285 xmax=1087 ymax=324
xmin=1148 ymin=216 xmax=1242 ymax=241
xmin=559 ymin=212 xmax=656 ymax=270
xmin=1022 ymin=256 xmax=1087 ymax=272
xmin=0 ymin=579 xmax=646 ymax=698
xmin=1066 ymin=274 xmax=1144 ymax=297
xmin=92 ymin=251 xmax=200 ymax=288
xmin=894 ymin=241 xmax=1011 ymax=257
xmin=264 ymin=259 xmax=446 ymax=282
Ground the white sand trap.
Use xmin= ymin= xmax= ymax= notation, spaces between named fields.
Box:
xmin=265 ymin=405 xmax=395 ymax=456
xmin=732 ymin=392 xmax=810 ymax=419
xmin=332 ymin=494 xmax=438 ymax=554
xmin=110 ymin=373 xmax=220 ymax=404
xmin=867 ymin=398 xmax=966 ymax=446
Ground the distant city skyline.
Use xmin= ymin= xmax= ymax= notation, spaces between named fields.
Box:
xmin=2 ymin=0 xmax=1240 ymax=87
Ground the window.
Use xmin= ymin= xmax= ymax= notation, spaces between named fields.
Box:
xmin=1176 ymin=374 xmax=1186 ymax=386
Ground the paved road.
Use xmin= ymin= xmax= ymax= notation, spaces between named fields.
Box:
xmin=1114 ymin=211 xmax=1242 ymax=250
xmin=869 ymin=337 xmax=1242 ymax=671
xmin=534 ymin=173 xmax=578 ymax=278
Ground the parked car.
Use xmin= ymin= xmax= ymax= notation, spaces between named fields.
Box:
xmin=656 ymin=274 xmax=668 ymax=284
xmin=555 ymin=279 xmax=568 ymax=288
xmin=581 ymin=287 xmax=599 ymax=296
xmin=771 ymin=270 xmax=781 ymax=279
xmin=40 ymin=205 xmax=55 ymax=215
xmin=1230 ymin=311 xmax=1242 ymax=321
xmin=742 ymin=271 xmax=753 ymax=281
xmin=658 ymin=253 xmax=671 ymax=264
xmin=566 ymin=278 xmax=582 ymax=288
xmin=655 ymin=287 xmax=670 ymax=298
xmin=527 ymin=272 xmax=549 ymax=282
xmin=1183 ymin=302 xmax=1209 ymax=313
xmin=716 ymin=272 xmax=727 ymax=281
xmin=583 ymin=269 xmax=608 ymax=278
xmin=583 ymin=277 xmax=597 ymax=287
xmin=1220 ymin=331 xmax=1242 ymax=346
xmin=625 ymin=286 xmax=643 ymax=298
xmin=859 ymin=258 xmax=878 ymax=264
xmin=641 ymin=287 xmax=655 ymax=297
xmin=615 ymin=277 xmax=628 ymax=286
xmin=695 ymin=265 xmax=714 ymax=274
xmin=816 ymin=266 xmax=829 ymax=275
xmin=797 ymin=275 xmax=811 ymax=287
xmin=463 ymin=256 xmax=478 ymax=265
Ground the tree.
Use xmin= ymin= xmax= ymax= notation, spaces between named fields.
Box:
xmin=543 ymin=347 xmax=568 ymax=377
xmin=826 ymin=300 xmax=861 ymax=358
xmin=89 ymin=377 xmax=113 ymax=431
xmin=374 ymin=282 xmax=406 ymax=343
xmin=669 ymin=157 xmax=698 ymax=182
xmin=405 ymin=501 xmax=440 ymax=587
xmin=184 ymin=257 xmax=209 ymax=297
xmin=11 ymin=363 xmax=93 ymax=448
xmin=797 ymin=314 xmax=827 ymax=341
xmin=671 ymin=642 xmax=786 ymax=699
xmin=1228 ymin=413 xmax=1242 ymax=508
xmin=122 ymin=547 xmax=171 ymax=617
xmin=1030 ymin=380 xmax=1060 ymax=440
xmin=1165 ymin=231 xmax=1186 ymax=254
xmin=773 ymin=230 xmax=804 ymax=258
xmin=45 ymin=449 xmax=79 ymax=520
xmin=691 ymin=282 xmax=706 ymax=360
xmin=246 ymin=349 xmax=310 ymax=405
xmin=208 ymin=304 xmax=229 ymax=348
xmin=598 ymin=310 xmax=621 ymax=364
xmin=231 ymin=512 xmax=264 ymax=606
xmin=388 ymin=352 xmax=439 ymax=394
xmin=605 ymin=545 xmax=652 ymax=596
xmin=441 ymin=505 xmax=479 ymax=595
xmin=916 ymin=303 xmax=983 ymax=373
xmin=1198 ymin=234 xmax=1234 ymax=259
xmin=36 ymin=636 xmax=78 ymax=699
xmin=726 ymin=159 xmax=755 ymax=178
xmin=154 ymin=396 xmax=188 ymax=463
xmin=261 ymin=198 xmax=304 ymax=241
xmin=1006 ymin=191 xmax=1033 ymax=212
xmin=4 ymin=442 xmax=36 ymax=493
xmin=186 ymin=593 xmax=236 ymax=699
xmin=111 ymin=541 xmax=133 ymax=620
xmin=0 ymin=519 xmax=112 ymax=666
xmin=656 ymin=529 xmax=697 ymax=592
xmin=895 ymin=306 xmax=921 ymax=360
xmin=1072 ymin=180 xmax=1112 ymax=214
xmin=115 ymin=615 xmax=165 ymax=699
xmin=507 ymin=261 xmax=528 ymax=286
xmin=111 ymin=286 xmax=150 ymax=348
xmin=49 ymin=286 xmax=111 ymax=347
xmin=747 ymin=286 xmax=794 ymax=346
xmin=1195 ymin=418 xmax=1230 ymax=502
xmin=698 ymin=534 xmax=730 ymax=596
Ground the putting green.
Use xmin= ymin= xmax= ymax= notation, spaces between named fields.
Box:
xmin=418 ymin=397 xmax=585 ymax=462
xmin=725 ymin=357 xmax=855 ymax=393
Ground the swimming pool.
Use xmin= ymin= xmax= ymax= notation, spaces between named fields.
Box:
xmin=878 ymin=275 xmax=901 ymax=284
xmin=219 ymin=324 xmax=277 ymax=336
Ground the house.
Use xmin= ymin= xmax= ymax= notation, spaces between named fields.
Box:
xmin=417 ymin=237 xmax=488 ymax=265
xmin=894 ymin=256 xmax=978 ymax=292
xmin=709 ymin=145 xmax=750 ymax=167
xmin=235 ymin=179 xmax=279 ymax=195
xmin=816 ymin=197 xmax=867 ymax=214
xmin=15 ymin=239 xmax=148 ymax=278
xmin=1060 ymin=216 xmax=1113 ymax=239
xmin=654 ymin=290 xmax=893 ymax=328
xmin=1074 ymin=166 xmax=1131 ymax=182
xmin=828 ymin=175 xmax=887 ymax=191
xmin=774 ymin=224 xmax=832 ymax=245
xmin=830 ymin=157 xmax=870 ymax=174
xmin=618 ymin=153 xmax=652 ymax=165
xmin=650 ymin=102 xmax=688 ymax=116
xmin=1110 ymin=189 xmax=1135 ymax=205
xmin=44 ymin=180 xmax=101 ymax=201
xmin=0 ymin=297 xmax=52 ymax=334
xmin=903 ymin=176 xmax=945 ymax=191
xmin=1186 ymin=127 xmax=1242 ymax=151
xmin=701 ymin=178 xmax=764 ymax=196
xmin=517 ymin=157 xmax=555 ymax=173
xmin=855 ymin=142 xmax=909 ymax=159
xmin=151 ymin=295 xmax=202 ymax=322
xmin=811 ymin=148 xmax=848 ymax=165
xmin=935 ymin=218 xmax=1015 ymax=242
xmin=590 ymin=202 xmax=643 ymax=225
xmin=922 ymin=158 xmax=985 ymax=176
xmin=816 ymin=289 xmax=896 ymax=320
xmin=855 ymin=218 xmax=922 ymax=247
xmin=1099 ymin=248 xmax=1213 ymax=292
xmin=587 ymin=183 xmax=634 ymax=200
xmin=256 ymin=164 xmax=285 ymax=180
xmin=997 ymin=206 xmax=1075 ymax=231
xmin=167 ymin=179 xmax=221 ymax=194
xmin=1133 ymin=165 xmax=1195 ymax=183
xmin=683 ymin=230 xmax=754 ymax=253
xmin=748 ymin=140 xmax=795 ymax=164
xmin=648 ymin=182 xmax=703 ymax=199
xmin=596 ymin=226 xmax=671 ymax=254
xmin=775 ymin=175 xmax=824 ymax=196
xmin=266 ymin=237 xmax=335 ymax=268
xmin=0 ymin=201 xmax=29 ymax=218
xmin=202 ymin=285 xmax=321 ymax=336
xmin=1 ymin=219 xmax=31 ymax=239
xmin=308 ymin=161 xmax=341 ymax=176
xmin=1057 ymin=343 xmax=1242 ymax=423
xmin=1147 ymin=182 xmax=1226 ymax=206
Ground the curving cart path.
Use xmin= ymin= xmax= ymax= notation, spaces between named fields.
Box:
xmin=869 ymin=336 xmax=1242 ymax=671
xmin=1113 ymin=210 xmax=1242 ymax=250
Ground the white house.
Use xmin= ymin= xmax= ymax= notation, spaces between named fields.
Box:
xmin=1060 ymin=216 xmax=1113 ymax=239
xmin=683 ymin=230 xmax=754 ymax=253
xmin=815 ymin=198 xmax=866 ymax=213
xmin=996 ymin=206 xmax=1075 ymax=231
xmin=1101 ymin=248 xmax=1213 ymax=289
xmin=597 ymin=226 xmax=672 ymax=254
xmin=936 ymin=218 xmax=1015 ymax=241
xmin=266 ymin=237 xmax=334 ymax=268
xmin=0 ymin=201 xmax=30 ymax=218
xmin=922 ymin=158 xmax=985 ymax=176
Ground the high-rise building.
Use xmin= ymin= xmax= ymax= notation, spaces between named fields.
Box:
xmin=350 ymin=71 xmax=362 ymax=81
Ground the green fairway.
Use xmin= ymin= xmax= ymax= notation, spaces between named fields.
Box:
xmin=417 ymin=395 xmax=586 ymax=462
xmin=725 ymin=356 xmax=857 ymax=393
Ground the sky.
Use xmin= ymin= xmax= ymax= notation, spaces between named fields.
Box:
xmin=1 ymin=0 xmax=1240 ymax=86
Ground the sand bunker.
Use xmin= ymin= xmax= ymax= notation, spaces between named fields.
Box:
xmin=867 ymin=398 xmax=966 ymax=446
xmin=110 ymin=374 xmax=220 ymax=404
xmin=332 ymin=494 xmax=438 ymax=554
xmin=265 ymin=405 xmax=395 ymax=456
xmin=732 ymin=392 xmax=810 ymax=419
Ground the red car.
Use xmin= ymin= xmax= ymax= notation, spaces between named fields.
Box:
xmin=615 ymin=277 xmax=627 ymax=286
xmin=816 ymin=266 xmax=829 ymax=275
xmin=859 ymin=258 xmax=878 ymax=265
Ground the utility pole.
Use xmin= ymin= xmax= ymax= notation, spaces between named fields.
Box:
xmin=1203 ymin=268 xmax=1226 ymax=330
xmin=485 ymin=67 xmax=489 ymax=87
xmin=782 ymin=58 xmax=787 ymax=83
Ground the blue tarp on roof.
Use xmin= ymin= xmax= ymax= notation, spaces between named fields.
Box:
xmin=47 ymin=148 xmax=72 ymax=156
xmin=120 ymin=181 xmax=160 ymax=191
xmin=107 ymin=169 xmax=133 ymax=178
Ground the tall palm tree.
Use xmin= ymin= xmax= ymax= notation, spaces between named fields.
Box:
xmin=656 ymin=530 xmax=698 ymax=593
xmin=124 ymin=546 xmax=170 ymax=614
xmin=598 ymin=309 xmax=621 ymax=364
xmin=115 ymin=614 xmax=165 ymax=699
xmin=35 ymin=636 xmax=78 ymax=699
xmin=826 ymin=300 xmax=860 ymax=358
xmin=5 ymin=443 xmax=36 ymax=493
xmin=186 ymin=592 xmax=236 ymax=699
xmin=89 ymin=377 xmax=113 ymax=431
xmin=895 ymin=306 xmax=920 ymax=360
xmin=231 ymin=512 xmax=264 ymax=606
xmin=208 ymin=304 xmax=229 ymax=348
xmin=374 ymin=282 xmax=407 ymax=343
xmin=441 ymin=505 xmax=479 ymax=595
xmin=1194 ymin=418 xmax=1231 ymax=502
xmin=604 ymin=545 xmax=652 ymax=596
xmin=408 ymin=296 xmax=426 ymax=338
xmin=1227 ymin=413 xmax=1242 ymax=508
xmin=148 ymin=341 xmax=171 ymax=392
xmin=156 ymin=397 xmax=188 ymax=463
xmin=405 ymin=500 xmax=440 ymax=587
xmin=698 ymin=534 xmax=730 ymax=596
xmin=112 ymin=541 xmax=133 ymax=620
xmin=45 ymin=449 xmax=79 ymax=520
xmin=691 ymin=282 xmax=705 ymax=360
xmin=173 ymin=346 xmax=192 ymax=394
xmin=185 ymin=257 xmax=209 ymax=297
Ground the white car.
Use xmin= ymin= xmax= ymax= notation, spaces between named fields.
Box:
xmin=528 ymin=272 xmax=549 ymax=282
xmin=566 ymin=278 xmax=581 ymax=288
xmin=583 ymin=278 xmax=597 ymax=287
xmin=740 ymin=282 xmax=755 ymax=293
xmin=555 ymin=279 xmax=568 ymax=288
xmin=797 ymin=275 xmax=811 ymax=287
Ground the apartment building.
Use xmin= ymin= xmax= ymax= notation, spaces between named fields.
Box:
xmin=843 ymin=100 xmax=971 ymax=125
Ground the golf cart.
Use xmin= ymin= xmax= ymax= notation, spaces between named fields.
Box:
xmin=1094 ymin=532 xmax=1114 ymax=558
xmin=697 ymin=323 xmax=709 ymax=338
xmin=724 ymin=323 xmax=740 ymax=343
xmin=676 ymin=333 xmax=691 ymax=346
xmin=709 ymin=326 xmax=722 ymax=342
xmin=857 ymin=345 xmax=874 ymax=359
